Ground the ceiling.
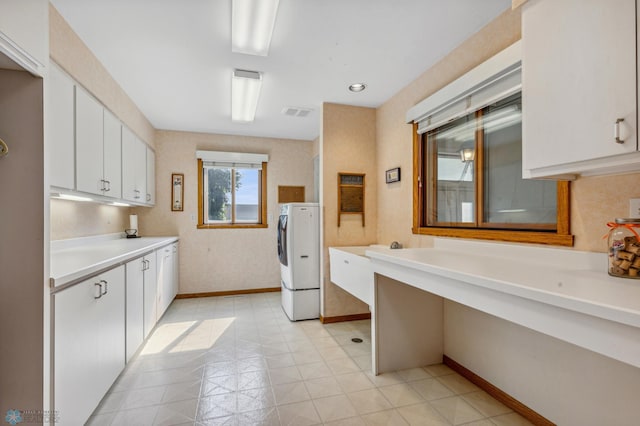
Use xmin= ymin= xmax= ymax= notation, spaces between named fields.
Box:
xmin=50 ymin=0 xmax=511 ymax=141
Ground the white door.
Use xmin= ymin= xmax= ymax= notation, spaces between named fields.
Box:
xmin=54 ymin=276 xmax=102 ymax=425
xmin=172 ymin=243 xmax=179 ymax=297
xmin=49 ymin=62 xmax=75 ymax=190
xmin=157 ymin=245 xmax=174 ymax=318
xmin=134 ymin=137 xmax=147 ymax=202
xmin=54 ymin=266 xmax=125 ymax=425
xmin=146 ymin=147 xmax=155 ymax=205
xmin=522 ymin=0 xmax=637 ymax=171
xmin=75 ymin=87 xmax=104 ymax=195
xmin=95 ymin=266 xmax=126 ymax=391
xmin=143 ymin=252 xmax=158 ymax=338
xmin=126 ymin=258 xmax=145 ymax=362
xmin=103 ymin=109 xmax=122 ymax=199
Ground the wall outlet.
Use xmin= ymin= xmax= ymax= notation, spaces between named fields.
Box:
xmin=629 ymin=198 xmax=640 ymax=218
xmin=190 ymin=213 xmax=196 ymax=222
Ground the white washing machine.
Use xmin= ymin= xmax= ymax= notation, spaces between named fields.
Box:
xmin=277 ymin=203 xmax=320 ymax=321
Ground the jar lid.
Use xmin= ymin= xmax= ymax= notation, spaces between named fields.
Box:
xmin=615 ymin=218 xmax=640 ymax=224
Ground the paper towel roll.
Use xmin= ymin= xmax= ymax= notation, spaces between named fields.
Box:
xmin=129 ymin=214 xmax=138 ymax=232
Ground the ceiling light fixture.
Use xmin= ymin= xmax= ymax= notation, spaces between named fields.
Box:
xmin=232 ymin=69 xmax=263 ymax=123
xmin=232 ymin=0 xmax=280 ymax=56
xmin=348 ymin=83 xmax=366 ymax=93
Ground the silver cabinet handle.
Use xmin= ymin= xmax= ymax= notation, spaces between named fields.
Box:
xmin=104 ymin=180 xmax=111 ymax=192
xmin=344 ymin=260 xmax=349 ymax=264
xmin=94 ymin=282 xmax=103 ymax=299
xmin=100 ymin=279 xmax=108 ymax=295
xmin=146 ymin=193 xmax=151 ymax=202
xmin=615 ymin=118 xmax=625 ymax=144
xmin=134 ymin=189 xmax=141 ymax=199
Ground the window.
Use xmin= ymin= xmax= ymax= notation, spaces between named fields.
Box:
xmin=196 ymin=151 xmax=268 ymax=229
xmin=414 ymin=92 xmax=572 ymax=245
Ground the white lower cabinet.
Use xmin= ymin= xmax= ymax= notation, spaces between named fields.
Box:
xmin=125 ymin=257 xmax=145 ymax=362
xmin=54 ymin=266 xmax=125 ymax=425
xmin=143 ymin=251 xmax=158 ymax=339
xmin=157 ymin=243 xmax=179 ymax=320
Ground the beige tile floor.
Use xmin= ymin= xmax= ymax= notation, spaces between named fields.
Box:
xmin=88 ymin=293 xmax=534 ymax=426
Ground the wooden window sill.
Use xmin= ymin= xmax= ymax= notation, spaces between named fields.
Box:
xmin=197 ymin=223 xmax=268 ymax=229
xmin=412 ymin=226 xmax=574 ymax=247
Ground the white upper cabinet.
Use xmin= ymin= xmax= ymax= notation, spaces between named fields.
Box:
xmin=522 ymin=0 xmax=640 ymax=179
xmin=146 ymin=147 xmax=155 ymax=205
xmin=122 ymin=127 xmax=147 ymax=203
xmin=76 ymin=88 xmax=123 ymax=197
xmin=75 ymin=87 xmax=105 ymax=195
xmin=103 ymin=110 xmax=123 ymax=199
xmin=0 ymin=0 xmax=48 ymax=76
xmin=49 ymin=63 xmax=75 ymax=190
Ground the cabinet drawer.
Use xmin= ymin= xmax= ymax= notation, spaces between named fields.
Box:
xmin=329 ymin=247 xmax=373 ymax=306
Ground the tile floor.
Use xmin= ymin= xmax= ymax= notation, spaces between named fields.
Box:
xmin=88 ymin=293 xmax=534 ymax=426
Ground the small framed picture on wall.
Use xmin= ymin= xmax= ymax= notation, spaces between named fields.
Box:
xmin=385 ymin=167 xmax=401 ymax=183
xmin=171 ymin=173 xmax=184 ymax=211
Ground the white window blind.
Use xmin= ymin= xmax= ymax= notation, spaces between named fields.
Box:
xmin=196 ymin=150 xmax=268 ymax=169
xmin=407 ymin=41 xmax=522 ymax=135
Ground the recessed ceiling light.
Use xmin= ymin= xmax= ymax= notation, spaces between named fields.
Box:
xmin=348 ymin=83 xmax=366 ymax=93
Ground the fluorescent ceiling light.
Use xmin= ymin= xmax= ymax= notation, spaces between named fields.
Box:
xmin=232 ymin=0 xmax=280 ymax=56
xmin=232 ymin=69 xmax=262 ymax=123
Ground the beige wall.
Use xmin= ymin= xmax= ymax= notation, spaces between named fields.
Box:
xmin=133 ymin=130 xmax=314 ymax=294
xmin=48 ymin=4 xmax=155 ymax=240
xmin=321 ymin=103 xmax=376 ymax=318
xmin=50 ymin=199 xmax=130 ymax=240
xmin=374 ymin=6 xmax=640 ymax=423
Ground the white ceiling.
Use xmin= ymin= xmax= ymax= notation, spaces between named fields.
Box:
xmin=50 ymin=0 xmax=511 ymax=141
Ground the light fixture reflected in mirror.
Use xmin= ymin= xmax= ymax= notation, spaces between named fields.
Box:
xmin=459 ymin=147 xmax=475 ymax=162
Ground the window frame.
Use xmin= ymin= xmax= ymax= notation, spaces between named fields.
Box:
xmin=413 ymin=121 xmax=573 ymax=246
xmin=197 ymin=159 xmax=268 ymax=229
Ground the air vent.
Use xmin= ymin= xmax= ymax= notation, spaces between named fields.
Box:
xmin=281 ymin=107 xmax=313 ymax=118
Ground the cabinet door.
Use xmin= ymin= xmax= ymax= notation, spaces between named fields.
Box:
xmin=522 ymin=0 xmax=637 ymax=172
xmin=157 ymin=246 xmax=174 ymax=318
xmin=49 ymin=63 xmax=75 ymax=190
xmin=122 ymin=126 xmax=137 ymax=202
xmin=135 ymin=137 xmax=148 ymax=202
xmin=95 ymin=266 xmax=126 ymax=392
xmin=54 ymin=276 xmax=102 ymax=425
xmin=126 ymin=258 xmax=145 ymax=362
xmin=143 ymin=252 xmax=158 ymax=338
xmin=146 ymin=147 xmax=155 ymax=205
xmin=103 ymin=110 xmax=123 ymax=199
xmin=122 ymin=127 xmax=147 ymax=203
xmin=75 ymin=87 xmax=105 ymax=195
xmin=172 ymin=243 xmax=179 ymax=298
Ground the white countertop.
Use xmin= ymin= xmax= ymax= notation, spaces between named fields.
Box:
xmin=364 ymin=239 xmax=640 ymax=329
xmin=366 ymin=248 xmax=640 ymax=327
xmin=50 ymin=234 xmax=178 ymax=289
xmin=329 ymin=239 xmax=640 ymax=368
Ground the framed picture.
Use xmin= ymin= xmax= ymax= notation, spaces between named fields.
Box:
xmin=171 ymin=173 xmax=184 ymax=211
xmin=385 ymin=167 xmax=401 ymax=183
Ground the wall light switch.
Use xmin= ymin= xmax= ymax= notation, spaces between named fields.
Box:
xmin=629 ymin=199 xmax=640 ymax=218
xmin=190 ymin=213 xmax=196 ymax=222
